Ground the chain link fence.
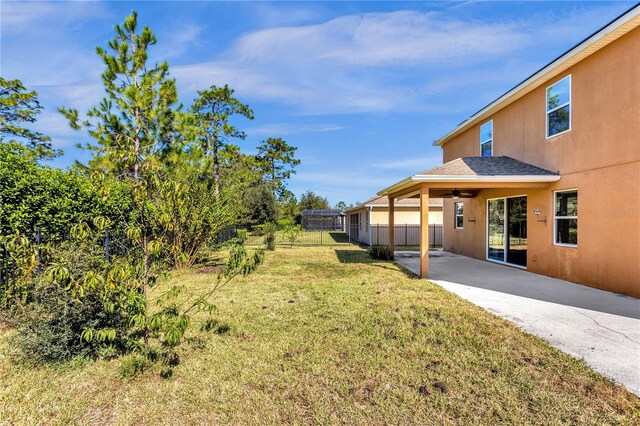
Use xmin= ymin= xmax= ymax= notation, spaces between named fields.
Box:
xmin=243 ymin=224 xmax=443 ymax=249
xmin=0 ymin=226 xmax=239 ymax=291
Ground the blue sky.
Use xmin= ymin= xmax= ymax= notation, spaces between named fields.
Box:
xmin=1 ymin=1 xmax=634 ymax=205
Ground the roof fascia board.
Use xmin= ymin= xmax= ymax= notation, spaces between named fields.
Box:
xmin=411 ymin=175 xmax=560 ymax=182
xmin=366 ymin=204 xmax=442 ymax=208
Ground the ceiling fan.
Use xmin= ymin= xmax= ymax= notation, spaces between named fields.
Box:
xmin=440 ymin=189 xmax=474 ymax=199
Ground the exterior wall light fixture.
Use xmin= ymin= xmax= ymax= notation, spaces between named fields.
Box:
xmin=534 ymin=209 xmax=547 ymax=224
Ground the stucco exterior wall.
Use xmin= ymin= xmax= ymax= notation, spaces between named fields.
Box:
xmin=345 ymin=206 xmax=443 ymax=245
xmin=370 ymin=207 xmax=442 ymax=225
xmin=443 ymin=27 xmax=640 ymax=170
xmin=345 ymin=207 xmax=368 ymax=243
xmin=441 ymin=27 xmax=640 ymax=297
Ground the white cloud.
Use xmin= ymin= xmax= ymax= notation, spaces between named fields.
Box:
xmin=291 ymin=167 xmax=414 ymax=204
xmin=246 ymin=123 xmax=344 ymax=137
xmin=174 ymin=10 xmax=532 ymax=114
xmin=155 ymin=24 xmax=204 ymax=60
xmin=39 ymin=80 xmax=105 ymax=111
xmin=1 ymin=2 xmax=57 ymax=33
xmin=32 ymin=111 xmax=77 ymax=137
xmin=173 ymin=6 xmax=626 ymax=116
xmin=1 ymin=1 xmax=108 ymax=35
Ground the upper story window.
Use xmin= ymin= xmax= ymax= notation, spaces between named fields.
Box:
xmin=546 ymin=75 xmax=571 ymax=138
xmin=554 ymin=189 xmax=578 ymax=246
xmin=480 ymin=120 xmax=493 ymax=157
xmin=454 ymin=202 xmax=464 ymax=229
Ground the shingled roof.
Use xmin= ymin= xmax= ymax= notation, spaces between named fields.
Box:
xmin=377 ymin=156 xmax=561 ymax=197
xmin=417 ymin=157 xmax=558 ymax=177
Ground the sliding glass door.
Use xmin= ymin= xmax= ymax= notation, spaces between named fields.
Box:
xmin=506 ymin=197 xmax=527 ymax=267
xmin=488 ymin=199 xmax=505 ymax=262
xmin=487 ymin=196 xmax=527 ymax=267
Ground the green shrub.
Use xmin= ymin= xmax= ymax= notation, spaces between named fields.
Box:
xmin=119 ymin=354 xmax=151 ymax=379
xmin=0 ymin=142 xmax=136 ymax=240
xmin=236 ymin=229 xmax=248 ymax=244
xmin=264 ymin=224 xmax=276 ymax=250
xmin=284 ymin=225 xmax=303 ymax=247
xmin=4 ymin=234 xmax=130 ymax=362
xmin=368 ymin=244 xmax=394 ymax=261
xmin=7 ymin=281 xmax=129 ymax=362
xmin=252 ymin=224 xmax=266 ymax=236
xmin=277 ymin=217 xmax=293 ymax=228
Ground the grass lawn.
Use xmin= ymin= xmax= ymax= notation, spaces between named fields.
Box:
xmin=1 ymin=246 xmax=638 ymax=424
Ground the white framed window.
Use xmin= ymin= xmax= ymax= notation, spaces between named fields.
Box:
xmin=546 ymin=75 xmax=571 ymax=138
xmin=454 ymin=202 xmax=464 ymax=229
xmin=554 ymin=189 xmax=578 ymax=246
xmin=480 ymin=120 xmax=493 ymax=157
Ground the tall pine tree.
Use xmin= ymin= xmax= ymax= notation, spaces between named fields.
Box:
xmin=256 ymin=137 xmax=300 ymax=197
xmin=191 ymin=85 xmax=254 ymax=194
xmin=0 ymin=77 xmax=60 ymax=159
xmin=60 ymin=11 xmax=178 ymax=290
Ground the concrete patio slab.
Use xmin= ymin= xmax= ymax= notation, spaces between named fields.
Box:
xmin=394 ymin=250 xmax=640 ymax=396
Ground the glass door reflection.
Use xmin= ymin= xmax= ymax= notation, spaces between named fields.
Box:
xmin=488 ymin=199 xmax=505 ymax=262
xmin=507 ymin=196 xmax=527 ymax=267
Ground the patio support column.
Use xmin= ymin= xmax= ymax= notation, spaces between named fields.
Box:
xmin=420 ymin=184 xmax=430 ymax=278
xmin=388 ymin=196 xmax=395 ymax=252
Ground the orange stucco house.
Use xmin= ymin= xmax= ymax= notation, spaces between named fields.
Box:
xmin=377 ymin=6 xmax=640 ymax=297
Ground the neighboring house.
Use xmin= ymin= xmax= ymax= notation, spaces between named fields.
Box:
xmin=377 ymin=6 xmax=640 ymax=297
xmin=344 ymin=196 xmax=443 ymax=246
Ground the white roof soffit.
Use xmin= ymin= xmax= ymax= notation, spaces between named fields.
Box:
xmin=377 ymin=174 xmax=560 ymax=196
xmin=433 ymin=5 xmax=640 ymax=147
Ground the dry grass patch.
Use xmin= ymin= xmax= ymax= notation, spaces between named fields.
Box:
xmin=1 ymin=246 xmax=638 ymax=424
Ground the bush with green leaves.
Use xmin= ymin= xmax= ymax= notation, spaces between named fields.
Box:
xmin=264 ymin=223 xmax=277 ymax=250
xmin=2 ymin=223 xmax=131 ymax=361
xmin=3 ymin=219 xmax=265 ymax=365
xmin=368 ymin=244 xmax=395 ymax=261
xmin=0 ymin=234 xmax=38 ymax=307
xmin=0 ymin=142 xmax=136 ymax=240
xmin=6 ymin=281 xmax=129 ymax=362
xmin=284 ymin=224 xmax=303 ymax=247
xmin=235 ymin=229 xmax=248 ymax=244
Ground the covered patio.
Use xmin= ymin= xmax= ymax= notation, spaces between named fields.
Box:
xmin=377 ymin=156 xmax=560 ymax=278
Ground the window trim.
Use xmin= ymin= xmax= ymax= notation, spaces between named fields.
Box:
xmin=454 ymin=201 xmax=464 ymax=229
xmin=480 ymin=120 xmax=493 ymax=157
xmin=546 ymin=74 xmax=572 ymax=139
xmin=553 ymin=188 xmax=578 ymax=247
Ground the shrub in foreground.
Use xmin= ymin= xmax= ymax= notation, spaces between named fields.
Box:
xmin=7 ymin=282 xmax=128 ymax=362
xmin=368 ymin=244 xmax=394 ymax=261
xmin=3 ymin=221 xmax=265 ymax=368
xmin=264 ymin=223 xmax=277 ymax=251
